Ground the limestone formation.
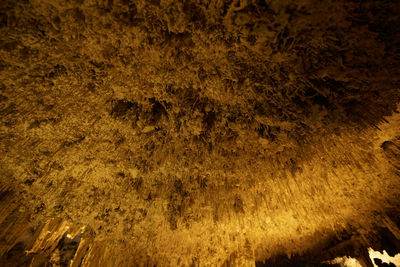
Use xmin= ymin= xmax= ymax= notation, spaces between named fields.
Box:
xmin=1 ymin=0 xmax=400 ymax=266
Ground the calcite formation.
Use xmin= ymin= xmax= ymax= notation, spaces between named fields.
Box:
xmin=0 ymin=0 xmax=400 ymax=266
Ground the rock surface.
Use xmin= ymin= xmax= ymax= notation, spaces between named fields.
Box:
xmin=0 ymin=0 xmax=400 ymax=265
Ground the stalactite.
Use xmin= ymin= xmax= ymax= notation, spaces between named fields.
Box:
xmin=0 ymin=0 xmax=400 ymax=265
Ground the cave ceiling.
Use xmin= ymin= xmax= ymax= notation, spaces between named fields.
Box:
xmin=0 ymin=0 xmax=400 ymax=266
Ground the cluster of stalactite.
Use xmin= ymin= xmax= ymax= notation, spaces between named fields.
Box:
xmin=1 ymin=109 xmax=400 ymax=266
xmin=1 ymin=0 xmax=400 ymax=265
xmin=1 ymin=191 xmax=400 ymax=267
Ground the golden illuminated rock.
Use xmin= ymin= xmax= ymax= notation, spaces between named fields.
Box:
xmin=0 ymin=0 xmax=400 ymax=266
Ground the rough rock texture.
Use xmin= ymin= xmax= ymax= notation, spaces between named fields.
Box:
xmin=1 ymin=0 xmax=400 ymax=266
